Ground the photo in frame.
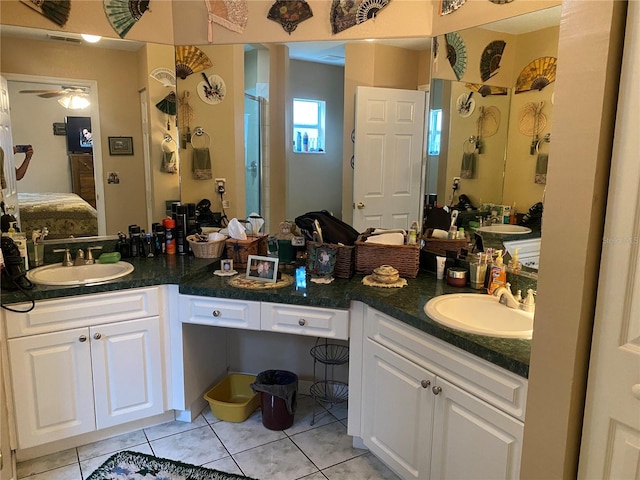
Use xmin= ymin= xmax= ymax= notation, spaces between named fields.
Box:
xmin=220 ymin=259 xmax=234 ymax=272
xmin=108 ymin=136 xmax=134 ymax=155
xmin=246 ymin=255 xmax=279 ymax=283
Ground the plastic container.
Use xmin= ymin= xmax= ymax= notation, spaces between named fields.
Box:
xmin=203 ymin=374 xmax=260 ymax=422
xmin=251 ymin=370 xmax=298 ymax=430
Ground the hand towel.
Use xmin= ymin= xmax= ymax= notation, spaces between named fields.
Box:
xmin=460 ymin=152 xmax=476 ymax=179
xmin=192 ymin=148 xmax=213 ymax=180
xmin=535 ymin=153 xmax=548 ymax=184
xmin=161 ymin=151 xmax=177 ymax=174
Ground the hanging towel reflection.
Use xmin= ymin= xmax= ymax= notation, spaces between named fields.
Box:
xmin=460 ymin=152 xmax=476 ymax=179
xmin=193 ymin=148 xmax=212 ymax=180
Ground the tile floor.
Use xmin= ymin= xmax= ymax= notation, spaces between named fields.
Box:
xmin=16 ymin=395 xmax=401 ymax=480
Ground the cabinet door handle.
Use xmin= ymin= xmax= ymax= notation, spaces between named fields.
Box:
xmin=212 ymin=310 xmax=221 ymax=317
xmin=93 ymin=333 xmax=102 ymax=340
xmin=432 ymin=385 xmax=442 ymax=395
xmin=79 ymin=335 xmax=87 ymax=342
xmin=421 ymin=380 xmax=431 ymax=388
xmin=298 ymin=318 xmax=306 ymax=326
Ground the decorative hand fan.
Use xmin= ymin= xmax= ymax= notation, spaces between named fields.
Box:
xmin=175 ymin=46 xmax=213 ymax=80
xmin=197 ymin=73 xmax=227 ymax=105
xmin=150 ymin=68 xmax=176 ymax=87
xmin=477 ymin=106 xmax=501 ymax=138
xmin=267 ymin=0 xmax=313 ymax=34
xmin=456 ymin=92 xmax=475 ymax=117
xmin=156 ymin=91 xmax=177 ymax=130
xmin=465 ymin=83 xmax=508 ymax=97
xmin=488 ymin=0 xmax=514 ymax=4
xmin=440 ymin=0 xmax=466 ymax=16
xmin=445 ymin=32 xmax=467 ymax=81
xmin=103 ymin=0 xmax=150 ymax=39
xmin=480 ymin=40 xmax=506 ymax=81
xmin=330 ymin=0 xmax=391 ymax=35
xmin=20 ymin=0 xmax=70 ymax=27
xmin=515 ymin=56 xmax=557 ymax=94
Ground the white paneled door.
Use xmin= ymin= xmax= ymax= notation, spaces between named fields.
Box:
xmin=579 ymin=2 xmax=640 ymax=478
xmin=353 ymin=86 xmax=426 ymax=233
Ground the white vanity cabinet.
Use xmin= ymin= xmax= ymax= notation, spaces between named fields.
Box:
xmin=4 ymin=287 xmax=165 ymax=449
xmin=359 ymin=305 xmax=527 ymax=480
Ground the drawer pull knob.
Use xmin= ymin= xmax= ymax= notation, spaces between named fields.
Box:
xmin=93 ymin=333 xmax=102 ymax=340
xmin=421 ymin=380 xmax=431 ymax=388
xmin=79 ymin=335 xmax=87 ymax=342
xmin=432 ymin=385 xmax=442 ymax=395
xmin=298 ymin=318 xmax=306 ymax=326
xmin=212 ymin=310 xmax=221 ymax=317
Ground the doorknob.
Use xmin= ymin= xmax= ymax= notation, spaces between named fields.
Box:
xmin=356 ymin=202 xmax=365 ymax=209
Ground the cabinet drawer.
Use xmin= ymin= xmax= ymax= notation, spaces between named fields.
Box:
xmin=5 ymin=287 xmax=160 ymax=338
xmin=364 ymin=306 xmax=528 ymax=421
xmin=179 ymin=295 xmax=261 ymax=330
xmin=262 ymin=303 xmax=349 ymax=339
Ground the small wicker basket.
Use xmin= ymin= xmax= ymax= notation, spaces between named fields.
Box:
xmin=187 ymin=235 xmax=227 ymax=259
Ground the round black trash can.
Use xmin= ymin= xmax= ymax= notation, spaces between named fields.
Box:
xmin=250 ymin=370 xmax=298 ymax=430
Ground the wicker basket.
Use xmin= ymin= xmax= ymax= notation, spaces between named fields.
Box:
xmin=187 ymin=235 xmax=226 ymax=259
xmin=225 ymin=234 xmax=268 ymax=268
xmin=307 ymin=242 xmax=355 ymax=279
xmin=421 ymin=228 xmax=469 ymax=256
xmin=355 ymin=230 xmax=420 ymax=278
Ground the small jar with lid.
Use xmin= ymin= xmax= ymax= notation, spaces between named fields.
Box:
xmin=446 ymin=267 xmax=468 ymax=287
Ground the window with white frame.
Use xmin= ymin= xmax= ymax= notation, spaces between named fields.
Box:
xmin=428 ymin=109 xmax=442 ymax=155
xmin=293 ymin=98 xmax=325 ymax=153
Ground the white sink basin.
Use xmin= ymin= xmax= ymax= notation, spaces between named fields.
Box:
xmin=424 ymin=293 xmax=533 ymax=339
xmin=475 ymin=225 xmax=532 ymax=235
xmin=27 ymin=262 xmax=134 ymax=286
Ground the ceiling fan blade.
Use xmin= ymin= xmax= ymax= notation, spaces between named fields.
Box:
xmin=19 ymin=89 xmax=63 ymax=94
xmin=38 ymin=92 xmax=66 ymax=98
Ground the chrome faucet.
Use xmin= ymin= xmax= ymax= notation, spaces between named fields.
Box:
xmin=492 ymin=283 xmax=521 ymax=309
xmin=73 ymin=249 xmax=86 ymax=266
xmin=53 ymin=248 xmax=73 ymax=267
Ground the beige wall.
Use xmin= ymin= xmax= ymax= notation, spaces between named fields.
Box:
xmin=177 ymin=44 xmax=245 ymax=220
xmin=522 ymin=1 xmax=626 ymax=478
xmin=141 ymin=43 xmax=182 ymax=226
xmin=171 ymin=0 xmax=432 ymax=46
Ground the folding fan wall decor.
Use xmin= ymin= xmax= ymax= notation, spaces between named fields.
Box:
xmin=267 ymin=0 xmax=314 ymax=34
xmin=20 ymin=0 xmax=70 ymax=27
xmin=150 ymin=68 xmax=176 ymax=88
xmin=480 ymin=40 xmax=506 ymax=81
xmin=515 ymin=56 xmax=557 ymax=94
xmin=205 ymin=0 xmax=248 ymax=41
xmin=440 ymin=0 xmax=466 ymax=16
xmin=175 ymin=46 xmax=213 ymax=80
xmin=330 ymin=0 xmax=391 ymax=35
xmin=465 ymin=83 xmax=508 ymax=97
xmin=103 ymin=0 xmax=150 ymax=38
xmin=444 ymin=32 xmax=467 ymax=81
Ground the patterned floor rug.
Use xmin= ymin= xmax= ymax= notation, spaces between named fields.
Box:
xmin=87 ymin=450 xmax=256 ymax=480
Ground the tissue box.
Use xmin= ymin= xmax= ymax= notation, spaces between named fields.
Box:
xmin=224 ymin=234 xmax=268 ymax=268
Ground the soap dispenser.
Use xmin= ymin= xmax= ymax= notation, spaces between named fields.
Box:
xmin=488 ymin=250 xmax=507 ymax=295
xmin=508 ymin=248 xmax=522 ymax=274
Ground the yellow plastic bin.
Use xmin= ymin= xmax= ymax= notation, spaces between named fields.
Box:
xmin=203 ymin=374 xmax=260 ymax=422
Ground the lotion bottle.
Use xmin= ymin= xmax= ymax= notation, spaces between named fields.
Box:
xmin=488 ymin=249 xmax=507 ymax=294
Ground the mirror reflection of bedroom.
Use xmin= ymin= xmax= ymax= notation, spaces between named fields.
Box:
xmin=7 ymin=79 xmax=100 ymax=239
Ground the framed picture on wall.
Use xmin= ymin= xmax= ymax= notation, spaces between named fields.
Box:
xmin=108 ymin=136 xmax=134 ymax=155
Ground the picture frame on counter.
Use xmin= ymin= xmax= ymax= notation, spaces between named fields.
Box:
xmin=246 ymin=255 xmax=279 ymax=283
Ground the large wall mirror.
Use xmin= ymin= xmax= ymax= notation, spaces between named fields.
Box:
xmin=175 ymin=6 xmax=560 ymax=235
xmin=428 ymin=6 xmax=561 ymax=220
xmin=0 ymin=25 xmax=178 ymax=238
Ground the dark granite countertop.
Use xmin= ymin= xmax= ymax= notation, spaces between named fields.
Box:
xmin=1 ymin=256 xmax=530 ymax=378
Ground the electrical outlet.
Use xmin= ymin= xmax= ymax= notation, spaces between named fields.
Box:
xmin=215 ymin=178 xmax=226 ymax=194
xmin=452 ymin=177 xmax=461 ymax=189
xmin=222 ymin=200 xmax=230 ymax=209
